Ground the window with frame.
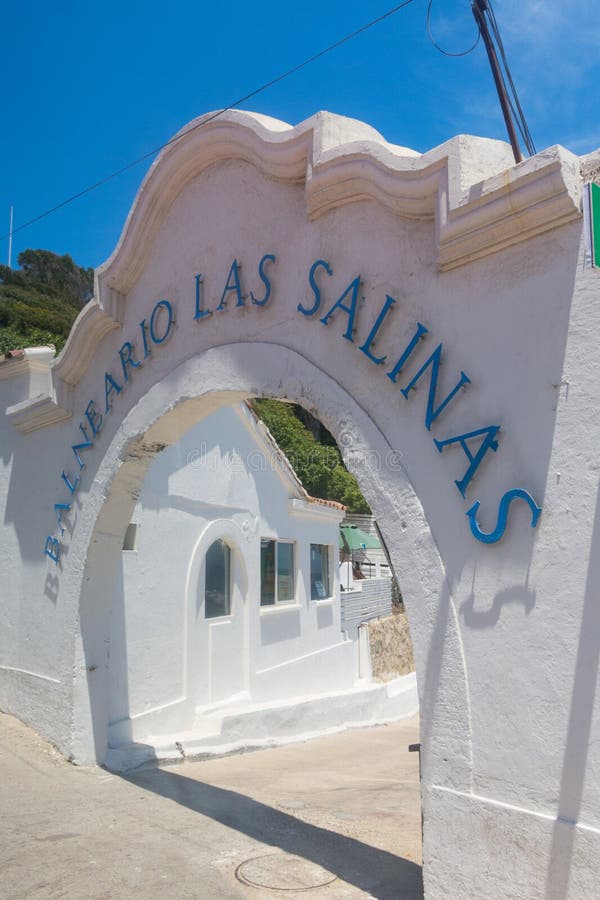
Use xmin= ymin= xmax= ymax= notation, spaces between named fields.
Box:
xmin=260 ymin=539 xmax=295 ymax=606
xmin=310 ymin=544 xmax=331 ymax=600
xmin=205 ymin=539 xmax=231 ymax=618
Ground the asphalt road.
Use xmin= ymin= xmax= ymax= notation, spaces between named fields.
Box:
xmin=0 ymin=712 xmax=422 ymax=899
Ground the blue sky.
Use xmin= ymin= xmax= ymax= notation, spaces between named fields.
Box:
xmin=2 ymin=0 xmax=599 ymax=270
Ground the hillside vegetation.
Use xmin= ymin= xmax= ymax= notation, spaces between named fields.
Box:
xmin=250 ymin=399 xmax=369 ymax=514
xmin=0 ymin=249 xmax=93 ymax=354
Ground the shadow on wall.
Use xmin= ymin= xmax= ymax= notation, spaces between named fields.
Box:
xmin=545 ymin=477 xmax=600 ymax=900
xmin=433 ymin=227 xmax=580 ymax=602
xmin=106 ymin=541 xmax=130 ymax=748
xmin=80 ymin=524 xmax=131 ymax=757
xmin=460 ymin=582 xmax=536 ymax=629
xmin=124 ymin=765 xmax=424 ymax=900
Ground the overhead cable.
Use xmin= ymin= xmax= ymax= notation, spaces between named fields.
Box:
xmin=0 ymin=0 xmax=416 ymax=244
xmin=426 ymin=0 xmax=480 ymax=57
xmin=486 ymin=0 xmax=536 ymax=156
xmin=471 ymin=0 xmax=536 ymax=161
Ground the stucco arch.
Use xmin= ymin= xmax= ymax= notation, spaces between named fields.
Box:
xmin=69 ymin=341 xmax=471 ymax=830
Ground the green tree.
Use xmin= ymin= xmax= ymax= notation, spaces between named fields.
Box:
xmin=0 ymin=249 xmax=93 ymax=353
xmin=250 ymin=399 xmax=370 ymax=514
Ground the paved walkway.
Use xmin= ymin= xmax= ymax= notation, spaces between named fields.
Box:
xmin=0 ymin=712 xmax=422 ymax=899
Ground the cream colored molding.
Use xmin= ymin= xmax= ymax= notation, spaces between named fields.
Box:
xmin=94 ymin=109 xmax=582 ymax=291
xmin=52 ymin=285 xmax=124 ymax=386
xmin=0 ymin=346 xmax=55 ymax=382
xmin=7 ymin=109 xmax=582 ymax=433
xmin=8 ymin=390 xmax=72 ymax=433
xmin=438 ymin=145 xmax=582 ymax=270
xmin=307 ymin=133 xmax=581 ymax=269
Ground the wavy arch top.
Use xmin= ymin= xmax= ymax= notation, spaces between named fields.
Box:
xmin=7 ymin=108 xmax=581 ymax=432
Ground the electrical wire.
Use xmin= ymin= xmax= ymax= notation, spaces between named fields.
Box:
xmin=426 ymin=0 xmax=480 ymax=57
xmin=1 ymin=0 xmax=417 ymax=244
xmin=485 ymin=0 xmax=536 ymax=155
xmin=486 ymin=5 xmax=531 ymax=147
xmin=426 ymin=0 xmax=535 ymax=158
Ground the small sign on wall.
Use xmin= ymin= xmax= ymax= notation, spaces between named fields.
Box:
xmin=584 ymin=182 xmax=600 ymax=267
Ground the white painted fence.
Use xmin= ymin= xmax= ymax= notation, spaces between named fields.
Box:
xmin=341 ymin=576 xmax=393 ymax=637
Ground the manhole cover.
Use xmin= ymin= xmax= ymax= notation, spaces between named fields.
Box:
xmin=235 ymin=852 xmax=338 ymax=891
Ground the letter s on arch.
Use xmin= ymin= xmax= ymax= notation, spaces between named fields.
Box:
xmin=298 ymin=259 xmax=332 ymax=316
xmin=251 ymin=253 xmax=276 ymax=306
xmin=466 ymin=488 xmax=542 ymax=544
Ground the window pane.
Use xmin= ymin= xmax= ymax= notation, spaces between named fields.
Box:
xmin=310 ymin=544 xmax=330 ymax=600
xmin=205 ymin=540 xmax=231 ymax=618
xmin=123 ymin=522 xmax=138 ymax=551
xmin=260 ymin=539 xmax=275 ymax=606
xmin=277 ymin=542 xmax=295 ymax=603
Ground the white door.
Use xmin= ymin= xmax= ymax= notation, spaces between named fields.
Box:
xmin=195 ymin=538 xmax=247 ymax=707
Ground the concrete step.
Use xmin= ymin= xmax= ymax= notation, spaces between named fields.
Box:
xmin=104 ymin=672 xmax=418 ymax=772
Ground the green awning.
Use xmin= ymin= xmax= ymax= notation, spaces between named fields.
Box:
xmin=339 ymin=524 xmax=382 ymax=551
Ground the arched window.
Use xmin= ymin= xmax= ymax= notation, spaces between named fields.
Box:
xmin=205 ymin=539 xmax=231 ymax=618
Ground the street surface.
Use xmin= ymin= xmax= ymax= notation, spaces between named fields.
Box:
xmin=0 ymin=712 xmax=422 ymax=899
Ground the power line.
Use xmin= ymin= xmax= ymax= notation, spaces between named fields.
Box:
xmin=426 ymin=0 xmax=480 ymax=57
xmin=1 ymin=0 xmax=416 ymax=245
xmin=426 ymin=0 xmax=535 ymax=160
xmin=486 ymin=0 xmax=536 ymax=156
xmin=471 ymin=0 xmax=536 ymax=162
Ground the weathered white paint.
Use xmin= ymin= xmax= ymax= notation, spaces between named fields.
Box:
xmin=0 ymin=108 xmax=598 ymax=897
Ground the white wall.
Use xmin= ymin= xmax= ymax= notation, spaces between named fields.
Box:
xmin=0 ymin=109 xmax=597 ymax=897
xmin=0 ymin=352 xmax=74 ymax=746
xmin=107 ymin=404 xmax=351 ymax=746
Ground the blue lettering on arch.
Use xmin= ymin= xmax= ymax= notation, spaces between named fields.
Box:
xmin=434 ymin=425 xmax=500 ymax=497
xmin=61 ymin=470 xmax=80 ymax=495
xmin=320 ymin=276 xmax=361 ymax=342
xmin=54 ymin=503 xmax=71 ymax=535
xmin=399 ymin=343 xmax=471 ymax=430
xmin=251 ymin=253 xmax=276 ymax=306
xmin=71 ymin=421 xmax=93 ymax=470
xmin=149 ymin=300 xmax=174 ymax=344
xmin=466 ymin=489 xmax=542 ymax=544
xmin=85 ymin=400 xmax=102 ymax=437
xmin=359 ymin=295 xmax=396 ymax=365
xmin=104 ymin=372 xmax=122 ymax=413
xmin=119 ymin=341 xmax=142 ymax=382
xmin=298 ymin=259 xmax=332 ymax=316
xmin=194 ymin=273 xmax=211 ymax=320
xmin=217 ymin=260 xmax=245 ymax=310
xmin=386 ymin=323 xmax=429 ymax=383
xmin=44 ymin=536 xmax=61 ymax=564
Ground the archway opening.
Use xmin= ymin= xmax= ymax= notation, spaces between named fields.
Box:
xmin=104 ymin=395 xmax=418 ymax=761
xmin=73 ymin=342 xmax=471 ymax=898
xmin=92 ymin=389 xmax=423 ymax=892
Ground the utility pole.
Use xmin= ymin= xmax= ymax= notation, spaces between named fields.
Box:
xmin=472 ymin=0 xmax=523 ymax=164
xmin=7 ymin=206 xmax=13 ymax=268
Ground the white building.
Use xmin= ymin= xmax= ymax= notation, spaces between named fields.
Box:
xmin=109 ymin=402 xmax=354 ymax=745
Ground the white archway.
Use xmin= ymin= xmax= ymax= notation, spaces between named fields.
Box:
xmin=68 ymin=343 xmax=470 ymax=846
